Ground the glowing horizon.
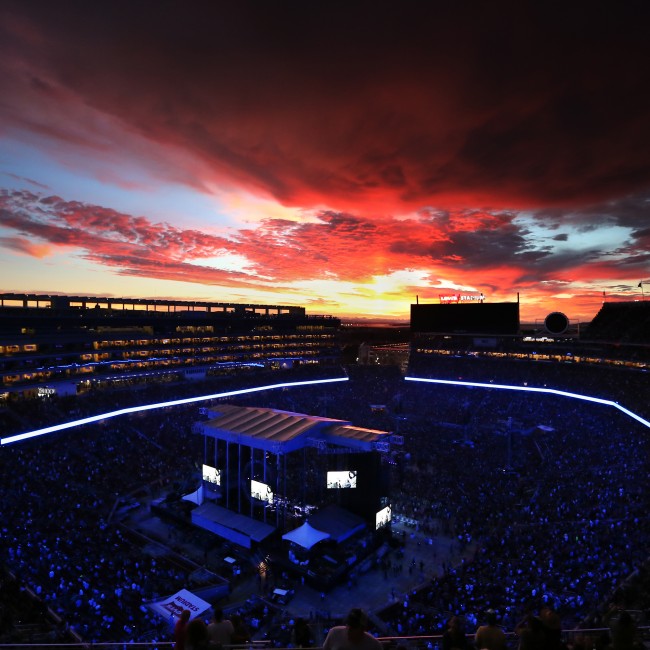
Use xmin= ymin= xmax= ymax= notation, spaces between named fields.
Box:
xmin=1 ymin=5 xmax=649 ymax=322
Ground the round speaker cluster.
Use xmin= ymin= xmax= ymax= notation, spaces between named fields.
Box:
xmin=544 ymin=311 xmax=569 ymax=335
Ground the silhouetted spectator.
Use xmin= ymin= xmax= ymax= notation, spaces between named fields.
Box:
xmin=442 ymin=616 xmax=470 ymax=650
xmin=292 ymin=617 xmax=312 ymax=647
xmin=186 ymin=618 xmax=210 ymax=650
xmin=230 ymin=613 xmax=251 ymax=645
xmin=323 ymin=608 xmax=382 ymax=650
xmin=174 ymin=610 xmax=191 ymax=650
xmin=474 ymin=610 xmax=506 ymax=650
xmin=207 ymin=607 xmax=234 ymax=649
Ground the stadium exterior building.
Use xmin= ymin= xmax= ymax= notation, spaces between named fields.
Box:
xmin=409 ymin=299 xmax=650 ymax=374
xmin=0 ymin=293 xmax=341 ymax=398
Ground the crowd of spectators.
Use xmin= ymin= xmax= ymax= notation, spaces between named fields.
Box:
xmin=0 ymin=356 xmax=649 ymax=647
xmin=0 ymin=404 xmax=205 ymax=642
xmin=408 ymin=350 xmax=650 ymax=421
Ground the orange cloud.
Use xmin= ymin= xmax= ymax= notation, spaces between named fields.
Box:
xmin=2 ymin=190 xmax=645 ymax=319
xmin=0 ymin=235 xmax=52 ymax=258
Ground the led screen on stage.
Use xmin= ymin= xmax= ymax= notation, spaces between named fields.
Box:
xmin=327 ymin=470 xmax=357 ymax=489
xmin=202 ymin=464 xmax=221 ymax=485
xmin=375 ymin=505 xmax=392 ymax=530
xmin=251 ymin=479 xmax=274 ymax=503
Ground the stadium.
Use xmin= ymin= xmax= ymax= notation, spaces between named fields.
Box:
xmin=1 ymin=295 xmax=649 ymax=649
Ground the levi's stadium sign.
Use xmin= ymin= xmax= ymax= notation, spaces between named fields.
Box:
xmin=439 ymin=293 xmax=485 ymax=303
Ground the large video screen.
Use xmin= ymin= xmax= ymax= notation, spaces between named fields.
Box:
xmin=375 ymin=505 xmax=392 ymax=530
xmin=327 ymin=470 xmax=357 ymax=489
xmin=411 ymin=302 xmax=520 ymax=335
xmin=251 ymin=479 xmax=274 ymax=504
xmin=202 ymin=464 xmax=221 ymax=485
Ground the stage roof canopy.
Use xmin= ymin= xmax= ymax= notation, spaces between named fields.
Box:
xmin=196 ymin=404 xmax=390 ymax=453
xmin=308 ymin=505 xmax=366 ymax=543
xmin=282 ymin=521 xmax=330 ymax=549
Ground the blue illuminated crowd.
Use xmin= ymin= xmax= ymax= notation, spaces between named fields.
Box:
xmin=1 ymin=358 xmax=649 ymax=647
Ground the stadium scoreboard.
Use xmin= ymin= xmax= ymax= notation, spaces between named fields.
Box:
xmin=411 ymin=301 xmax=520 ymax=335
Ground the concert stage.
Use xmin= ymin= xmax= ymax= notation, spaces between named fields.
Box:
xmin=184 ymin=404 xmax=393 ymax=586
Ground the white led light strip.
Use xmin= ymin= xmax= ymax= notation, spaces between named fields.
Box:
xmin=5 ymin=374 xmax=646 ymax=446
xmin=1 ymin=376 xmax=349 ymax=446
xmin=404 ymin=376 xmax=650 ymax=429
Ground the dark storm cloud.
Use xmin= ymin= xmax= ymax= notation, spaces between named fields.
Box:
xmin=2 ymin=2 xmax=650 ymax=214
xmin=532 ymin=193 xmax=650 ymax=229
xmin=390 ymin=209 xmax=529 ymax=265
xmin=632 ymin=227 xmax=650 ymax=241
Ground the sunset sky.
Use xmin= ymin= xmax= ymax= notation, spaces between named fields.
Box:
xmin=1 ymin=2 xmax=649 ymax=323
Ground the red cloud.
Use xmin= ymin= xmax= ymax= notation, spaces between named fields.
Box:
xmin=3 ymin=186 xmax=647 ymax=320
xmin=4 ymin=189 xmax=644 ymax=309
xmin=0 ymin=190 xmax=262 ymax=288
